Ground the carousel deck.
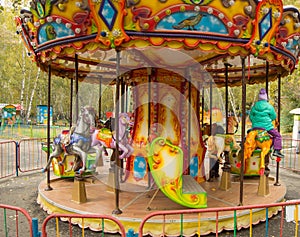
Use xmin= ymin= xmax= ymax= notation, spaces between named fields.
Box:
xmin=38 ymin=166 xmax=286 ymax=236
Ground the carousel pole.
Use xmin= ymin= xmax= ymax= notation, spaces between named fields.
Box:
xmin=112 ymin=49 xmax=122 ymax=215
xmin=45 ymin=64 xmax=53 ymax=191
xmin=125 ymin=83 xmax=128 ymax=113
xmin=266 ymin=61 xmax=269 ymax=92
xmin=70 ymin=75 xmax=73 ymax=128
xmin=183 ymin=68 xmax=192 ymax=175
xmin=202 ymin=87 xmax=204 ymax=127
xmin=147 ymin=67 xmax=152 ymax=188
xmin=239 ymin=57 xmax=246 ymax=206
xmin=121 ymin=77 xmax=125 ymax=113
xmin=274 ymin=73 xmax=282 ymax=186
xmin=224 ymin=63 xmax=232 ymax=134
xmin=75 ymin=54 xmax=79 ymax=122
xmin=209 ymin=76 xmax=213 ymax=135
xmin=220 ymin=63 xmax=232 ymax=191
xmin=98 ymin=76 xmax=102 ymax=119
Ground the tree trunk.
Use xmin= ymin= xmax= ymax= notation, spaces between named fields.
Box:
xmin=26 ymin=68 xmax=40 ymax=123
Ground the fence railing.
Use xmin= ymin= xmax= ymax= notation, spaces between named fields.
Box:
xmin=0 ymin=140 xmax=17 ymax=178
xmin=269 ymin=137 xmax=300 ymax=171
xmin=0 ymin=138 xmax=48 ymax=178
xmin=18 ymin=138 xmax=48 ymax=173
xmin=138 ymin=200 xmax=300 ymax=237
xmin=0 ymin=204 xmax=38 ymax=237
xmin=41 ymin=213 xmax=127 ymax=237
xmin=1 ymin=200 xmax=299 ymax=237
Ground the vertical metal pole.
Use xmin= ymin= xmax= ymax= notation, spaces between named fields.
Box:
xmin=266 ymin=61 xmax=269 ymax=93
xmin=147 ymin=68 xmax=152 ymax=188
xmin=45 ymin=64 xmax=53 ymax=191
xmin=147 ymin=68 xmax=152 ymax=137
xmin=75 ymin=54 xmax=79 ymax=122
xmin=224 ymin=63 xmax=232 ymax=134
xmin=202 ymin=87 xmax=204 ymax=127
xmin=113 ymin=50 xmax=122 ymax=215
xmin=274 ymin=73 xmax=281 ymax=186
xmin=121 ymin=78 xmax=125 ymax=113
xmin=187 ymin=72 xmax=192 ymax=175
xmin=98 ymin=76 xmax=102 ymax=119
xmin=70 ymin=77 xmax=73 ymax=128
xmin=239 ymin=57 xmax=246 ymax=206
xmin=209 ymin=77 xmax=213 ymax=135
xmin=125 ymin=84 xmax=128 ymax=113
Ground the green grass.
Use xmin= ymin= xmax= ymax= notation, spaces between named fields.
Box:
xmin=0 ymin=124 xmax=68 ymax=140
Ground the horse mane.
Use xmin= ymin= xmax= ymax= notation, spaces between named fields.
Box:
xmin=83 ymin=106 xmax=96 ymax=116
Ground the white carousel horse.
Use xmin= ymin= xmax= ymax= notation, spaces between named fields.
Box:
xmin=91 ymin=113 xmax=134 ymax=159
xmin=206 ymin=124 xmax=241 ymax=162
xmin=42 ymin=106 xmax=102 ymax=174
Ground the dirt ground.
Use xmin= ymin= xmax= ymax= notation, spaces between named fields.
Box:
xmin=0 ymin=167 xmax=299 ymax=237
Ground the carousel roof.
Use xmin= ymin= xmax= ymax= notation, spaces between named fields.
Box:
xmin=15 ymin=0 xmax=300 ymax=86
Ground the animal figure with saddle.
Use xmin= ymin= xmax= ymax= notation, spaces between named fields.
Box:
xmin=206 ymin=123 xmax=241 ymax=181
xmin=42 ymin=106 xmax=103 ymax=174
xmin=243 ymin=88 xmax=284 ymax=175
xmin=91 ymin=113 xmax=134 ymax=160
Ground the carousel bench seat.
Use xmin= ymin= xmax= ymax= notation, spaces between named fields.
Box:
xmin=182 ymin=175 xmax=205 ymax=194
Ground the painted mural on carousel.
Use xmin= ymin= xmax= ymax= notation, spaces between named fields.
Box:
xmin=15 ymin=0 xmax=300 ymax=71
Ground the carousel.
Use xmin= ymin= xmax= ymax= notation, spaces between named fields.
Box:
xmin=15 ymin=0 xmax=300 ymax=235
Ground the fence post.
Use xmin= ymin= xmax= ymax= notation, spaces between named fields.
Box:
xmin=32 ymin=218 xmax=41 ymax=237
xmin=16 ymin=141 xmax=19 ymax=177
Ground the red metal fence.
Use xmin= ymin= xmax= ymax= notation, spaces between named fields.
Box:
xmin=41 ymin=213 xmax=127 ymax=237
xmin=0 ymin=204 xmax=35 ymax=237
xmin=0 ymin=140 xmax=17 ymax=178
xmin=138 ymin=200 xmax=300 ymax=237
xmin=18 ymin=138 xmax=48 ymax=173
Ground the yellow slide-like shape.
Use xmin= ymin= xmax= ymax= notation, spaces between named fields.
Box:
xmin=148 ymin=137 xmax=207 ymax=208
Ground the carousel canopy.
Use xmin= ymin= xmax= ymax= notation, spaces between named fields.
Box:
xmin=15 ymin=0 xmax=300 ymax=86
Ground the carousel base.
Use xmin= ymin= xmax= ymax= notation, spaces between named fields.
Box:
xmin=37 ymin=169 xmax=286 ymax=236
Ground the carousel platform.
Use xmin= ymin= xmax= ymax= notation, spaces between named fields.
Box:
xmin=37 ymin=165 xmax=286 ymax=236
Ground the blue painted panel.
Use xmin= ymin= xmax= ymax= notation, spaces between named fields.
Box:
xmin=133 ymin=156 xmax=147 ymax=179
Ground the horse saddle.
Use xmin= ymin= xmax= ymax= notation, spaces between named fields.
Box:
xmin=96 ymin=128 xmax=113 ymax=147
xmin=253 ymin=129 xmax=271 ymax=143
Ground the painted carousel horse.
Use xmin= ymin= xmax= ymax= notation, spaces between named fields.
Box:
xmin=42 ymin=106 xmax=102 ymax=174
xmin=91 ymin=113 xmax=134 ymax=159
xmin=243 ymin=128 xmax=272 ymax=175
xmin=206 ymin=124 xmax=241 ymax=180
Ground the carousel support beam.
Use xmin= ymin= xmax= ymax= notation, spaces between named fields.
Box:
xmin=239 ymin=57 xmax=246 ymax=206
xmin=201 ymin=85 xmax=204 ymax=127
xmin=45 ymin=64 xmax=53 ymax=191
xmin=121 ymin=77 xmax=125 ymax=113
xmin=98 ymin=76 xmax=102 ymax=119
xmin=112 ymin=49 xmax=122 ymax=215
xmin=274 ymin=73 xmax=282 ymax=186
xmin=209 ymin=77 xmax=213 ymax=135
xmin=70 ymin=77 xmax=73 ymax=128
xmin=266 ymin=62 xmax=269 ymax=93
xmin=186 ymin=68 xmax=192 ymax=175
xmin=125 ymin=84 xmax=129 ymax=113
xmin=224 ymin=63 xmax=232 ymax=134
xmin=220 ymin=63 xmax=232 ymax=191
xmin=75 ymin=54 xmax=79 ymax=122
xmin=147 ymin=67 xmax=152 ymax=189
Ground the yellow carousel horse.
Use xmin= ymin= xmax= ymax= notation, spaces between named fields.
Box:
xmin=243 ymin=129 xmax=272 ymax=175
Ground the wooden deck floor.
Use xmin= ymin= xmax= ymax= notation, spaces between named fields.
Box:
xmin=37 ymin=167 xmax=287 ymax=236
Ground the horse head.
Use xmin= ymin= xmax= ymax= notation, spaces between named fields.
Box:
xmin=79 ymin=106 xmax=96 ymax=131
xmin=119 ymin=113 xmax=134 ymax=128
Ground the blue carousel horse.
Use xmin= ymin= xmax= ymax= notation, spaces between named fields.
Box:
xmin=42 ymin=106 xmax=103 ymax=174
